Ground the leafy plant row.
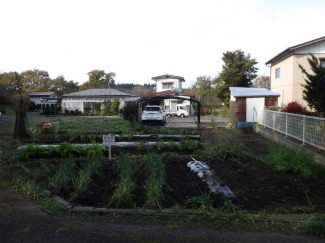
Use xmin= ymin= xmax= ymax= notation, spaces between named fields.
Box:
xmin=154 ymin=139 xmax=201 ymax=152
xmin=18 ymin=142 xmax=104 ymax=159
xmin=146 ymin=127 xmax=197 ymax=135
xmin=19 ymin=138 xmax=202 ymax=160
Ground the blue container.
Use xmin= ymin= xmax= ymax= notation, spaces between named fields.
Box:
xmin=235 ymin=122 xmax=256 ymax=130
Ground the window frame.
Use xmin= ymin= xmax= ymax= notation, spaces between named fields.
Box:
xmin=275 ymin=67 xmax=281 ymax=79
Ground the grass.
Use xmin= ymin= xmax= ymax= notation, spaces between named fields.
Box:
xmin=193 ymin=141 xmax=248 ymax=161
xmin=0 ymin=107 xmax=15 ymax=117
xmin=265 ymin=145 xmax=325 ymax=178
xmin=1 ymin=116 xmax=132 ymax=135
xmin=38 ymin=198 xmax=63 ymax=214
xmin=49 ymin=157 xmax=77 ymax=193
xmin=70 ymin=156 xmax=105 ymax=200
xmin=300 ymin=220 xmax=325 ymax=238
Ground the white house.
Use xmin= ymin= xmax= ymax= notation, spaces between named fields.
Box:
xmin=62 ymin=88 xmax=133 ymax=113
xmin=27 ymin=92 xmax=59 ymax=106
xmin=148 ymin=74 xmax=194 ymax=112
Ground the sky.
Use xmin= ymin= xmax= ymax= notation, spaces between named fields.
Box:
xmin=0 ymin=0 xmax=324 ymax=88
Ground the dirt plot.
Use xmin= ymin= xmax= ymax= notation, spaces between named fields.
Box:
xmin=71 ymin=156 xmax=210 ymax=208
xmin=200 ymin=129 xmax=325 ymax=212
xmin=201 ymin=129 xmax=273 ymax=159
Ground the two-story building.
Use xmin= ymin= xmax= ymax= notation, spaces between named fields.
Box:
xmin=266 ymin=36 xmax=325 ymax=108
xmin=144 ymin=74 xmax=194 ymax=113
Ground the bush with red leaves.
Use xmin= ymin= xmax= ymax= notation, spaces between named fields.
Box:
xmin=281 ymin=102 xmax=314 ymax=116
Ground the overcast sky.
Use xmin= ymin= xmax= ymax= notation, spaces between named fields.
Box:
xmin=0 ymin=0 xmax=324 ymax=88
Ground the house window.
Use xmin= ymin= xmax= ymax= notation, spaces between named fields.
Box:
xmin=162 ymin=82 xmax=174 ymax=89
xmin=275 ymin=68 xmax=280 ymax=78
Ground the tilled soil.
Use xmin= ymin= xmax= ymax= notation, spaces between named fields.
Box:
xmin=5 ymin=129 xmax=325 ymax=213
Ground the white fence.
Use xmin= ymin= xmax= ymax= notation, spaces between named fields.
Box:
xmin=258 ymin=110 xmax=325 ymax=151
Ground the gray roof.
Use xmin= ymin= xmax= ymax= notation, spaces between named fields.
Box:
xmin=265 ymin=36 xmax=325 ymax=65
xmin=28 ymin=92 xmax=55 ymax=96
xmin=63 ymin=89 xmax=132 ymax=98
xmin=229 ymin=87 xmax=280 ymax=97
xmin=151 ymin=74 xmax=185 ymax=82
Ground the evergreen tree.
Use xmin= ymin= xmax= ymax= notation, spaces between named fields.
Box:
xmin=50 ymin=104 xmax=55 ymax=115
xmin=213 ymin=50 xmax=258 ymax=104
xmin=299 ymin=54 xmax=325 ymax=115
xmin=45 ymin=104 xmax=50 ymax=116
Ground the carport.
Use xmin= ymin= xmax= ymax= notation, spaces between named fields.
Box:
xmin=136 ymin=95 xmax=201 ymax=124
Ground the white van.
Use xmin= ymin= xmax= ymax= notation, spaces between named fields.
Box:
xmin=166 ymin=104 xmax=189 ymax=118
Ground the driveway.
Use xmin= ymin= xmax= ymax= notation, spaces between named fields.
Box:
xmin=0 ymin=189 xmax=322 ymax=243
xmin=164 ymin=116 xmax=229 ymax=128
xmin=0 ymin=117 xmax=15 ymax=127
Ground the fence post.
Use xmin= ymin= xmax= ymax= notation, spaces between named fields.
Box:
xmin=263 ymin=110 xmax=265 ymax=128
xmin=273 ymin=111 xmax=275 ymax=131
xmin=303 ymin=115 xmax=305 ymax=145
xmin=285 ymin=113 xmax=288 ymax=137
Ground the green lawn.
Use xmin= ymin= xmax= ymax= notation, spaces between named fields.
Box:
xmin=0 ymin=108 xmax=15 ymax=117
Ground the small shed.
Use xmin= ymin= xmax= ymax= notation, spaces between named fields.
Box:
xmin=229 ymin=87 xmax=280 ymax=129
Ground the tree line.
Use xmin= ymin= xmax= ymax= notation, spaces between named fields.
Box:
xmin=0 ymin=69 xmax=155 ymax=107
xmin=186 ymin=49 xmax=267 ymax=108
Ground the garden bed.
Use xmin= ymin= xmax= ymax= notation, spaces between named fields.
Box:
xmin=2 ymin=121 xmax=325 ymax=214
xmin=6 ymin=151 xmax=325 ymax=213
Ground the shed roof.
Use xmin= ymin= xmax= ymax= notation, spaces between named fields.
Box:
xmin=151 ymin=74 xmax=185 ymax=82
xmin=62 ymin=89 xmax=132 ymax=98
xmin=229 ymin=87 xmax=280 ymax=98
xmin=28 ymin=92 xmax=55 ymax=96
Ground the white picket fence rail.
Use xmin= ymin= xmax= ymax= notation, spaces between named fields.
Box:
xmin=258 ymin=110 xmax=325 ymax=151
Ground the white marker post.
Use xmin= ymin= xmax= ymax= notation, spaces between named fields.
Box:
xmin=103 ymin=134 xmax=115 ymax=159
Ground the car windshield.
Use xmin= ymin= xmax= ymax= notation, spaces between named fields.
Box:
xmin=145 ymin=107 xmax=160 ymax=112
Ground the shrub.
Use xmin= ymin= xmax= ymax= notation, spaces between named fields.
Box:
xmin=45 ymin=104 xmax=50 ymax=116
xmin=122 ymin=103 xmax=138 ymax=122
xmin=281 ymin=101 xmax=313 ymax=116
xmin=36 ymin=104 xmax=41 ymax=111
xmin=93 ymin=103 xmax=101 ymax=114
xmin=111 ymin=99 xmax=120 ymax=115
xmin=27 ymin=102 xmax=36 ymax=111
xmin=54 ymin=105 xmax=61 ymax=114
xmin=50 ymin=104 xmax=54 ymax=115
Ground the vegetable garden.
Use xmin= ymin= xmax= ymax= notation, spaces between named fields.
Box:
xmin=1 ymin=117 xmax=325 ymax=215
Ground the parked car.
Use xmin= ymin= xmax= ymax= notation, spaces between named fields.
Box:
xmin=142 ymin=106 xmax=166 ymax=125
xmin=165 ymin=104 xmax=189 ymax=118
